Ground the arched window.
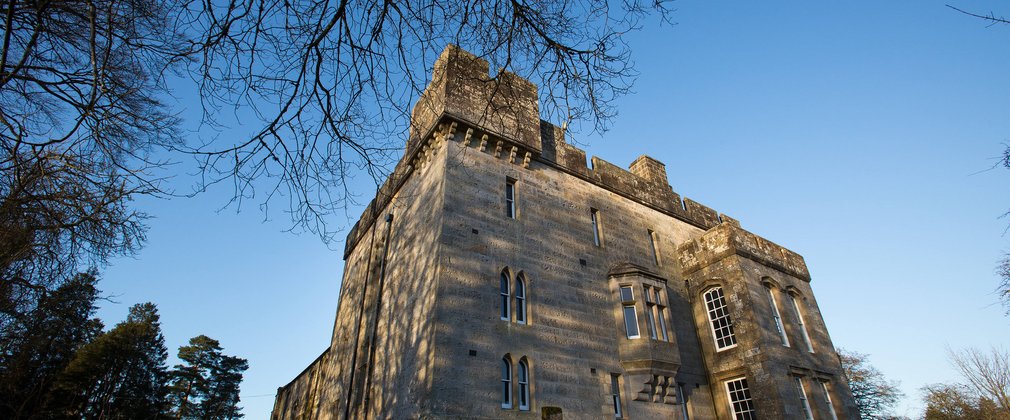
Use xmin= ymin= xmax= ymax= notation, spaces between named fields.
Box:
xmin=789 ymin=294 xmax=814 ymax=353
xmin=518 ymin=358 xmax=530 ymax=411
xmin=500 ymin=270 xmax=511 ymax=321
xmin=765 ymin=285 xmax=789 ymax=347
xmin=501 ymin=356 xmax=512 ymax=408
xmin=703 ymin=287 xmax=737 ymax=350
xmin=515 ymin=273 xmax=527 ymax=324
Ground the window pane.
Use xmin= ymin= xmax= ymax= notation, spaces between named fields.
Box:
xmin=657 ymin=306 xmax=669 ymax=342
xmin=505 ymin=181 xmax=515 ymax=218
xmin=705 ymin=287 xmax=737 ymax=349
xmin=767 ymin=288 xmax=790 ymax=347
xmin=620 ymin=286 xmax=633 ymax=302
xmin=623 ymin=305 xmax=640 ymax=338
xmin=611 ymin=374 xmax=622 ymax=417
xmin=515 ymin=277 xmax=526 ymax=324
xmin=518 ymin=360 xmax=530 ymax=410
xmin=726 ymin=378 xmax=755 ymax=420
xmin=501 ymin=358 xmax=512 ymax=408
xmin=500 ymin=272 xmax=510 ymax=320
xmin=791 ymin=295 xmax=814 ymax=352
xmin=591 ymin=209 xmax=601 ymax=246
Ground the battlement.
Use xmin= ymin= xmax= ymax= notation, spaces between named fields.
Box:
xmin=346 ymin=46 xmax=748 ymax=257
xmin=537 ymin=119 xmax=725 ymax=231
xmin=676 ymin=222 xmax=811 ymax=281
xmin=408 ymin=45 xmax=541 ymax=157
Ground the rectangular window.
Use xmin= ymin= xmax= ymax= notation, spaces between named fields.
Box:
xmin=820 ymin=381 xmax=839 ymax=420
xmin=655 ymin=288 xmax=669 ymax=342
xmin=795 ymin=377 xmax=814 ymax=420
xmin=648 ymin=229 xmax=662 ymax=266
xmin=591 ymin=208 xmax=602 ymax=246
xmin=620 ymin=286 xmax=640 ymax=339
xmin=726 ymin=377 xmax=756 ymax=420
xmin=766 ymin=288 xmax=789 ymax=347
xmin=644 ymin=286 xmax=657 ymax=339
xmin=619 ymin=286 xmax=634 ymax=302
xmin=611 ymin=374 xmax=623 ymax=418
xmin=790 ymin=295 xmax=814 ymax=353
xmin=505 ymin=179 xmax=516 ymax=219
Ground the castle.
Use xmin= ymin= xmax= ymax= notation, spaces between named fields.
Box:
xmin=271 ymin=45 xmax=859 ymax=420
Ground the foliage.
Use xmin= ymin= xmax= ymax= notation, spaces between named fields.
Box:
xmin=0 ymin=152 xmax=148 ymax=336
xmin=48 ymin=302 xmax=170 ymax=419
xmin=922 ymin=383 xmax=1010 ymax=420
xmin=838 ymin=348 xmax=904 ymax=419
xmin=2 ymin=0 xmax=674 ymax=258
xmin=950 ymin=347 xmax=1010 ymax=412
xmin=0 ymin=0 xmax=176 ymax=335
xmin=0 ymin=271 xmax=103 ymax=418
xmin=169 ymin=335 xmax=249 ymax=419
xmin=922 ymin=346 xmax=1010 ymax=419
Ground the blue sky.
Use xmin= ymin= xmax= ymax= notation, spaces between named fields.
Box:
xmin=98 ymin=1 xmax=1009 ymax=417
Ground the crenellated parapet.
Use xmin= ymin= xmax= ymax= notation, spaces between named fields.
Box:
xmin=676 ymin=222 xmax=811 ymax=281
xmin=346 ymin=45 xmax=740 ymax=257
xmin=408 ymin=45 xmax=541 ymax=157
xmin=537 ymin=119 xmax=726 ymax=231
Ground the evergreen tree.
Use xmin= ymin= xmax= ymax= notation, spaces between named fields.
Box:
xmin=0 ymin=270 xmax=103 ymax=418
xmin=169 ymin=335 xmax=248 ymax=419
xmin=49 ymin=302 xmax=169 ymax=419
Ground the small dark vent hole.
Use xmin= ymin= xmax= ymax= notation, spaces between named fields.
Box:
xmin=469 ymin=350 xmax=477 ymax=356
xmin=471 ymin=228 xmax=479 ymax=234
xmin=579 ymin=259 xmax=587 ymax=266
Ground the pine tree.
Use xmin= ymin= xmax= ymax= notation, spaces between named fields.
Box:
xmin=48 ymin=302 xmax=170 ymax=419
xmin=0 ymin=270 xmax=103 ymax=418
xmin=169 ymin=335 xmax=248 ymax=419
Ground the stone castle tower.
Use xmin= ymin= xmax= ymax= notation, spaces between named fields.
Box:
xmin=271 ymin=45 xmax=859 ymax=420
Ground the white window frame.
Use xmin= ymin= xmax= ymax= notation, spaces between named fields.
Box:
xmin=500 ymin=270 xmax=511 ymax=321
xmin=591 ymin=208 xmax=602 ymax=246
xmin=505 ymin=179 xmax=516 ymax=219
xmin=725 ymin=377 xmax=756 ymax=420
xmin=501 ymin=357 xmax=512 ymax=409
xmin=790 ymin=294 xmax=814 ymax=353
xmin=766 ymin=287 xmax=790 ymax=347
xmin=655 ymin=288 xmax=670 ymax=342
xmin=620 ymin=286 xmax=640 ymax=339
xmin=644 ymin=285 xmax=657 ymax=339
xmin=820 ymin=381 xmax=839 ymax=420
xmin=611 ymin=374 xmax=623 ymax=418
xmin=518 ymin=359 xmax=530 ymax=411
xmin=515 ymin=274 xmax=527 ymax=324
xmin=704 ymin=287 xmax=737 ymax=350
xmin=795 ymin=377 xmax=814 ymax=420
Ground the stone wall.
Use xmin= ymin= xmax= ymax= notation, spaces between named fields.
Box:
xmin=276 ymin=44 xmax=858 ymax=420
xmin=427 ymin=121 xmax=718 ymax=419
xmin=677 ymin=222 xmax=859 ymax=420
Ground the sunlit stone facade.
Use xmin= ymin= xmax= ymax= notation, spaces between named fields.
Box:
xmin=271 ymin=45 xmax=858 ymax=420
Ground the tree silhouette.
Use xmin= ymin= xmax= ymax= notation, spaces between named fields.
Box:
xmin=169 ymin=335 xmax=249 ymax=420
xmin=0 ymin=271 xmax=103 ymax=418
xmin=48 ymin=302 xmax=170 ymax=419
